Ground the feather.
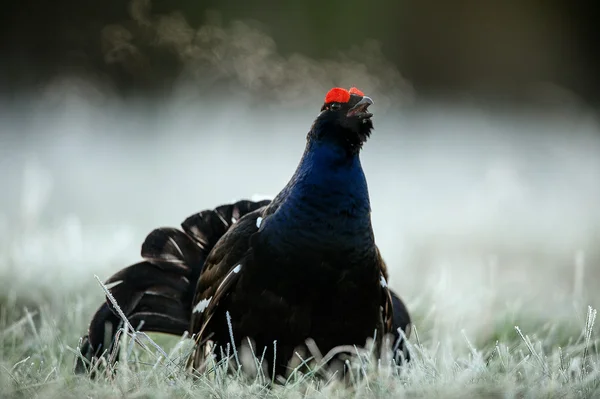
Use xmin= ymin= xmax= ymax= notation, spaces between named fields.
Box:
xmin=74 ymin=200 xmax=269 ymax=375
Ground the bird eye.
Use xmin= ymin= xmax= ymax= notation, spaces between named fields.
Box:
xmin=330 ymin=103 xmax=341 ymax=111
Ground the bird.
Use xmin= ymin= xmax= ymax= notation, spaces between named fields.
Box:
xmin=74 ymin=87 xmax=411 ymax=380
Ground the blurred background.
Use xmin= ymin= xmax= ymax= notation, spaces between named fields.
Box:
xmin=1 ymin=0 xmax=599 ymax=104
xmin=1 ymin=0 xmax=600 ymax=347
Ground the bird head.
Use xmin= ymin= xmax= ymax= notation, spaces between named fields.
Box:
xmin=310 ymin=87 xmax=374 ymax=152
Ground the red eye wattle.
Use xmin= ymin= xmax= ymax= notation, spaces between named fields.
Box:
xmin=324 ymin=88 xmax=351 ymax=104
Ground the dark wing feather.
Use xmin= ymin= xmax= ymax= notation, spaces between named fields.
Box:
xmin=381 ymin=277 xmax=395 ymax=334
xmin=376 ymin=247 xmax=411 ymax=363
xmin=187 ymin=208 xmax=266 ymax=371
xmin=376 ymin=248 xmax=394 ymax=334
xmin=187 ymin=262 xmax=245 ymax=371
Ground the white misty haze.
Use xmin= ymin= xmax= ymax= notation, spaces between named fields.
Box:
xmin=1 ymin=13 xmax=600 ymax=347
xmin=2 ymin=91 xmax=600 ymax=340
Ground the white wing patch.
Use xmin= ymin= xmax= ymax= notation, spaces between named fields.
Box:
xmin=380 ymin=275 xmax=388 ymax=288
xmin=193 ymin=296 xmax=213 ymax=313
xmin=231 ymin=217 xmax=237 ymax=224
xmin=256 ymin=217 xmax=263 ymax=228
xmin=233 ymin=264 xmax=242 ymax=273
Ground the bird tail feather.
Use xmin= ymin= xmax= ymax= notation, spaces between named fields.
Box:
xmin=73 ymin=200 xmax=271 ymax=375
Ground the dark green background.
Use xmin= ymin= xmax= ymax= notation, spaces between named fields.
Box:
xmin=1 ymin=0 xmax=598 ymax=104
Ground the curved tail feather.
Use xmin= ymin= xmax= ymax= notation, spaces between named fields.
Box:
xmin=74 ymin=199 xmax=270 ymax=375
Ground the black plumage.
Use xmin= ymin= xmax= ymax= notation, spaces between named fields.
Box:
xmin=74 ymin=87 xmax=411 ymax=379
xmin=74 ymin=199 xmax=269 ymax=373
xmin=188 ymin=87 xmax=409 ymax=377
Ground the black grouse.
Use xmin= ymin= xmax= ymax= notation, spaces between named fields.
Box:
xmin=75 ymin=87 xmax=411 ymax=379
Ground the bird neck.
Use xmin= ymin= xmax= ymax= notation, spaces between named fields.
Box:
xmin=262 ymin=139 xmax=374 ymax=252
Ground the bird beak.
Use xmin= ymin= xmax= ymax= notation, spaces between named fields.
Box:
xmin=347 ymin=96 xmax=374 ymax=118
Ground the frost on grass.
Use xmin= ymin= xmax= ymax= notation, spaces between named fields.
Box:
xmin=2 ymin=184 xmax=600 ymax=398
xmin=2 ymin=268 xmax=600 ymax=399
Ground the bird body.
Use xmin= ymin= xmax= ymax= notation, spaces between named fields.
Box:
xmin=189 ymin=88 xmax=398 ymax=377
xmin=75 ymin=87 xmax=411 ymax=381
